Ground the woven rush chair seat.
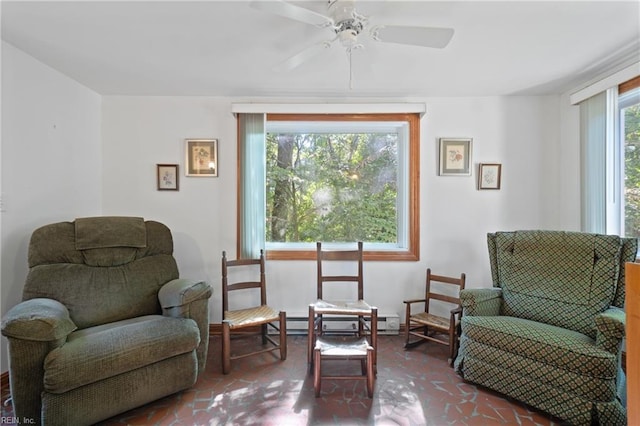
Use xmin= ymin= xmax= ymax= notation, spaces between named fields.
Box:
xmin=312 ymin=299 xmax=373 ymax=315
xmin=410 ymin=312 xmax=450 ymax=329
xmin=225 ymin=305 xmax=280 ymax=329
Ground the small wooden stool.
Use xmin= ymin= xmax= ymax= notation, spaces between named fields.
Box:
xmin=313 ymin=336 xmax=375 ymax=397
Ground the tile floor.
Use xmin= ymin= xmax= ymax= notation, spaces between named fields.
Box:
xmin=1 ymin=334 xmax=561 ymax=425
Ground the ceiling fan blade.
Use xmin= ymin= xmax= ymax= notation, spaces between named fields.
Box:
xmin=250 ymin=0 xmax=334 ymax=28
xmin=274 ymin=39 xmax=334 ymax=72
xmin=371 ymin=25 xmax=454 ymax=49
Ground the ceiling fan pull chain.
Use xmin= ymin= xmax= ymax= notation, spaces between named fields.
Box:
xmin=349 ymin=48 xmax=354 ymax=90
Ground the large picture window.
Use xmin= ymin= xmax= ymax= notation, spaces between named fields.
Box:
xmin=238 ymin=113 xmax=420 ymax=261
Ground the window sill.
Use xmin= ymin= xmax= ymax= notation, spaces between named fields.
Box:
xmin=266 ymin=249 xmax=418 ymax=261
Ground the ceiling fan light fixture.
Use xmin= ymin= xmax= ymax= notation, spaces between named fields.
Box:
xmin=338 ymin=29 xmax=361 ymax=49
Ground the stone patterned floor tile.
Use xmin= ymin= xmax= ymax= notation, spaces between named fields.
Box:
xmin=1 ymin=335 xmax=564 ymax=425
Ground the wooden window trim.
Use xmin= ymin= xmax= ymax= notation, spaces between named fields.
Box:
xmin=238 ymin=112 xmax=420 ymax=262
xmin=619 ymin=75 xmax=640 ymax=94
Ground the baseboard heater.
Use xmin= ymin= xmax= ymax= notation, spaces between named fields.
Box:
xmin=272 ymin=312 xmax=400 ymax=336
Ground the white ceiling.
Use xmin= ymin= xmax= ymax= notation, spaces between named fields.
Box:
xmin=2 ymin=0 xmax=639 ymax=97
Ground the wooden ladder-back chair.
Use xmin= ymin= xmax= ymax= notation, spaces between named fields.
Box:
xmin=221 ymin=250 xmax=286 ymax=374
xmin=404 ymin=268 xmax=466 ymax=365
xmin=308 ymin=241 xmax=377 ymax=397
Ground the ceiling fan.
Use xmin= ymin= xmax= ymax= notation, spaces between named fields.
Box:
xmin=250 ymin=0 xmax=455 ymax=73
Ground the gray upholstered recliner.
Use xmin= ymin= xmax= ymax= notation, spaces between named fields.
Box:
xmin=1 ymin=217 xmax=212 ymax=426
xmin=455 ymin=230 xmax=637 ymax=425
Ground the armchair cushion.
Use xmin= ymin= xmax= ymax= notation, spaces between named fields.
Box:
xmin=461 ymin=316 xmax=617 ymax=380
xmin=43 ymin=315 xmax=199 ymax=394
xmin=75 ymin=216 xmax=146 ymax=250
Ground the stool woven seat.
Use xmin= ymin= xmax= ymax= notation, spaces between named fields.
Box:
xmin=313 ymin=335 xmax=375 ymax=397
xmin=315 ymin=336 xmax=371 ymax=356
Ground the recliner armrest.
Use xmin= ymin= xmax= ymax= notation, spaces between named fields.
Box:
xmin=159 ymin=279 xmax=212 ymax=375
xmin=159 ymin=278 xmax=212 ymax=317
xmin=459 ymin=288 xmax=502 ymax=316
xmin=595 ymin=307 xmax=625 ymax=354
xmin=1 ymin=298 xmax=77 ymax=341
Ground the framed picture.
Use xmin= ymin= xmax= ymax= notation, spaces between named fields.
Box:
xmin=439 ymin=138 xmax=472 ymax=176
xmin=185 ymin=139 xmax=218 ymax=177
xmin=157 ymin=164 xmax=179 ymax=190
xmin=478 ymin=163 xmax=502 ymax=190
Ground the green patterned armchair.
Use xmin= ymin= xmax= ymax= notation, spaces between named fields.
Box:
xmin=454 ymin=230 xmax=637 ymax=425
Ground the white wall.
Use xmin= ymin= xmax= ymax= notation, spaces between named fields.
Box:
xmin=1 ymin=42 xmax=102 ymax=372
xmin=0 ymin=40 xmax=580 ymax=377
xmin=101 ymin=94 xmax=568 ymax=324
xmin=1 ymin=39 xmax=579 ymax=376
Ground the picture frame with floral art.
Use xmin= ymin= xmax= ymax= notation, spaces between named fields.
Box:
xmin=438 ymin=138 xmax=472 ymax=176
xmin=185 ymin=139 xmax=218 ymax=177
xmin=157 ymin=164 xmax=179 ymax=191
xmin=478 ymin=163 xmax=502 ymax=190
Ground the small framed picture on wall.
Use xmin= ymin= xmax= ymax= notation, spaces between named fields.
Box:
xmin=157 ymin=164 xmax=179 ymax=190
xmin=438 ymin=138 xmax=472 ymax=176
xmin=478 ymin=163 xmax=502 ymax=190
xmin=185 ymin=139 xmax=218 ymax=177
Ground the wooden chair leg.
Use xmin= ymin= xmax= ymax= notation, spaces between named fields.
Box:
xmin=279 ymin=311 xmax=287 ymax=360
xmin=451 ymin=329 xmax=461 ymax=366
xmin=404 ymin=319 xmax=411 ymax=347
xmin=448 ymin=328 xmax=455 ymax=365
xmin=366 ymin=347 xmax=374 ymax=397
xmin=404 ymin=303 xmax=412 ymax=347
xmin=314 ymin=347 xmax=321 ymax=397
xmin=307 ymin=305 xmax=315 ymax=368
xmin=222 ymin=321 xmax=231 ymax=375
xmin=371 ymin=308 xmax=378 ymax=372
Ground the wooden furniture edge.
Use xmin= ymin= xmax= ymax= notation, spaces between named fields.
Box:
xmin=626 ymin=262 xmax=639 ymax=426
xmin=1 ymin=371 xmax=9 ymax=394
